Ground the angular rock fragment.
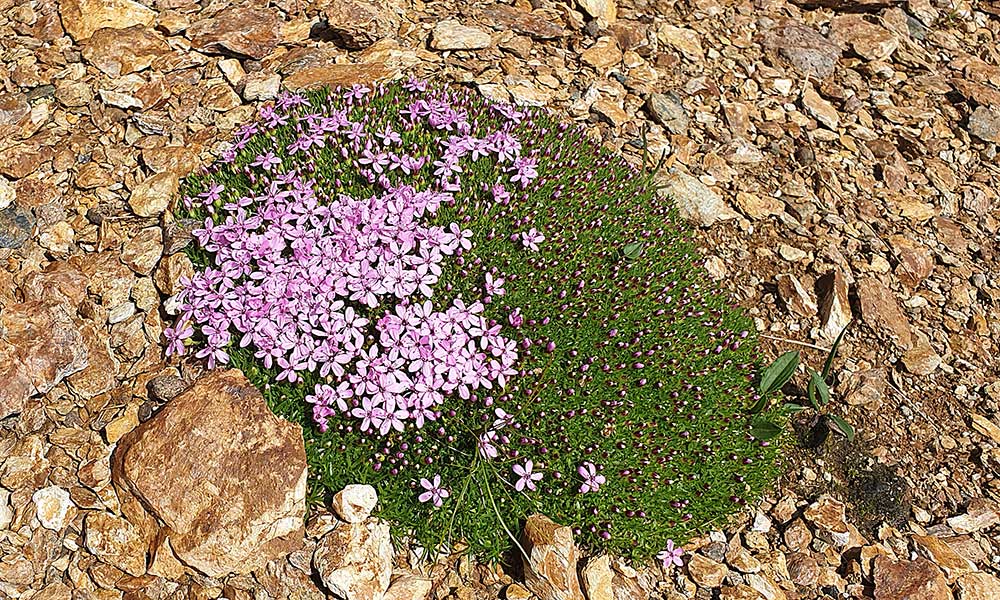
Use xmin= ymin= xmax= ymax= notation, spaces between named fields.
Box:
xmin=478 ymin=5 xmax=566 ymax=39
xmin=384 ymin=575 xmax=433 ymax=600
xmin=955 ymin=572 xmax=1000 ymax=600
xmin=188 ymin=6 xmax=283 ymax=60
xmin=967 ymin=106 xmax=1000 ymax=143
xmin=777 ymin=273 xmax=817 ymax=317
xmin=763 ymin=20 xmax=841 ymax=79
xmin=0 ymin=301 xmax=89 ymax=419
xmin=431 ymin=20 xmax=492 ymax=50
xmin=32 ymin=486 xmax=76 ymax=531
xmin=829 ymin=15 xmax=899 ymax=62
xmin=522 ymin=514 xmax=585 ymax=600
xmin=129 ymin=172 xmax=178 ymax=218
xmin=332 ymin=484 xmax=378 ymax=524
xmin=84 ymin=512 xmax=148 ymax=577
xmin=804 ymin=495 xmax=851 ymax=547
xmin=82 ymin=25 xmax=170 ymax=77
xmin=873 ymin=556 xmax=950 ymax=600
xmin=0 ymin=203 xmax=34 ymax=249
xmin=801 ymin=85 xmax=839 ymax=130
xmin=59 ymin=0 xmax=156 ymax=42
xmin=581 ymin=555 xmax=614 ymax=600
xmin=658 ymin=172 xmax=738 ymax=227
xmin=314 ymin=519 xmax=393 ymax=600
xmin=911 ymin=535 xmax=975 ymax=582
xmin=112 ymin=369 xmax=308 ymax=577
xmin=688 ymin=553 xmax=729 ymax=588
xmin=322 ymin=0 xmax=401 ymax=49
xmin=947 ymin=498 xmax=1000 ymax=533
xmin=857 ymin=277 xmax=912 ymax=350
xmin=577 ymin=0 xmax=616 ymax=23
xmin=646 ymin=92 xmax=689 ymax=135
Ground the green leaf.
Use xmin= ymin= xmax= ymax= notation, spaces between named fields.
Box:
xmin=783 ymin=402 xmax=809 ymax=414
xmin=750 ymin=419 xmax=782 ymax=440
xmin=622 ymin=242 xmax=644 ymax=260
xmin=807 ymin=370 xmax=830 ymax=408
xmin=748 ymin=395 xmax=768 ymax=415
xmin=759 ymin=351 xmax=800 ymax=396
xmin=828 ymin=414 xmax=855 ymax=442
xmin=822 ymin=323 xmax=850 ymax=380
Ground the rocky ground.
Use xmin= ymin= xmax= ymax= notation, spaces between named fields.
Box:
xmin=1 ymin=0 xmax=999 ymax=598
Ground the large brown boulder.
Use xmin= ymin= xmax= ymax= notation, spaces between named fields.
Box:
xmin=112 ymin=369 xmax=308 ymax=577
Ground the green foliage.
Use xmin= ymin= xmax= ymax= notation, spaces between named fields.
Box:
xmin=753 ymin=325 xmax=853 ymax=443
xmin=174 ymin=82 xmax=782 ymax=560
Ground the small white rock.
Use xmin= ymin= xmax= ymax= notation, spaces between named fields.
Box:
xmin=0 ymin=489 xmax=13 ymax=531
xmin=0 ymin=176 xmax=14 ymax=210
xmin=430 ymin=20 xmax=492 ymax=50
xmin=108 ymin=302 xmax=137 ymax=325
xmin=243 ymin=72 xmax=282 ymax=101
xmin=332 ymin=484 xmax=378 ymax=523
xmin=704 ymin=256 xmax=727 ymax=280
xmin=778 ymin=243 xmax=808 ymax=262
xmin=32 ymin=486 xmax=75 ymax=531
xmin=752 ymin=511 xmax=772 ymax=533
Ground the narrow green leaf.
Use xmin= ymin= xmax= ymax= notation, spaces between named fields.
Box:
xmin=748 ymin=395 xmax=769 ymax=415
xmin=807 ymin=371 xmax=819 ymax=410
xmin=783 ymin=403 xmax=809 ymax=414
xmin=750 ymin=419 xmax=782 ymax=440
xmin=809 ymin=370 xmax=830 ymax=407
xmin=759 ymin=351 xmax=800 ymax=396
xmin=828 ymin=414 xmax=855 ymax=442
xmin=822 ymin=323 xmax=850 ymax=380
xmin=622 ymin=242 xmax=644 ymax=260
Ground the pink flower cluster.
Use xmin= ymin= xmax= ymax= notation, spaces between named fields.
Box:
xmin=169 ymin=172 xmax=519 ymax=433
xmin=167 ymin=83 xmax=535 ymax=439
xmin=308 ymin=296 xmax=518 ymax=433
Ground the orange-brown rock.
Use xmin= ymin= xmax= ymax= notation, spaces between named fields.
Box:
xmin=322 ymin=0 xmax=402 ymax=49
xmin=911 ymin=535 xmax=975 ymax=582
xmin=955 ymin=572 xmax=1000 ymax=600
xmin=112 ymin=369 xmax=308 ymax=578
xmin=521 ymin=514 xmax=585 ymax=600
xmin=58 ymin=0 xmax=155 ymax=42
xmin=0 ymin=301 xmax=89 ymax=419
xmin=187 ymin=6 xmax=283 ymax=60
xmin=282 ymin=63 xmax=395 ymax=92
xmin=857 ymin=277 xmax=912 ymax=350
xmin=804 ymin=495 xmax=851 ymax=547
xmin=873 ymin=556 xmax=950 ymax=600
xmin=82 ymin=25 xmax=170 ymax=77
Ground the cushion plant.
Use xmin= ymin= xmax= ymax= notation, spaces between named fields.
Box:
xmin=167 ymin=79 xmax=781 ymax=560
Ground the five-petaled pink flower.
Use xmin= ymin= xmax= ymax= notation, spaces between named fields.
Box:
xmin=578 ymin=461 xmax=605 ymax=494
xmin=513 ymin=460 xmax=543 ymax=492
xmin=520 ymin=228 xmax=544 ymax=252
xmin=418 ymin=474 xmax=449 ymax=507
xmin=656 ymin=540 xmax=684 ymax=569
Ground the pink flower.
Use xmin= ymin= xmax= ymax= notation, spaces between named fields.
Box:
xmin=578 ymin=462 xmax=605 ymax=494
xmin=656 ymin=540 xmax=684 ymax=569
xmin=418 ymin=474 xmax=449 ymax=507
xmin=478 ymin=430 xmax=499 ymax=459
xmin=163 ymin=321 xmax=194 ymax=357
xmin=513 ymin=461 xmax=543 ymax=492
xmin=520 ymin=228 xmax=544 ymax=252
xmin=251 ymin=152 xmax=281 ymax=171
xmin=485 ymin=273 xmax=505 ymax=296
